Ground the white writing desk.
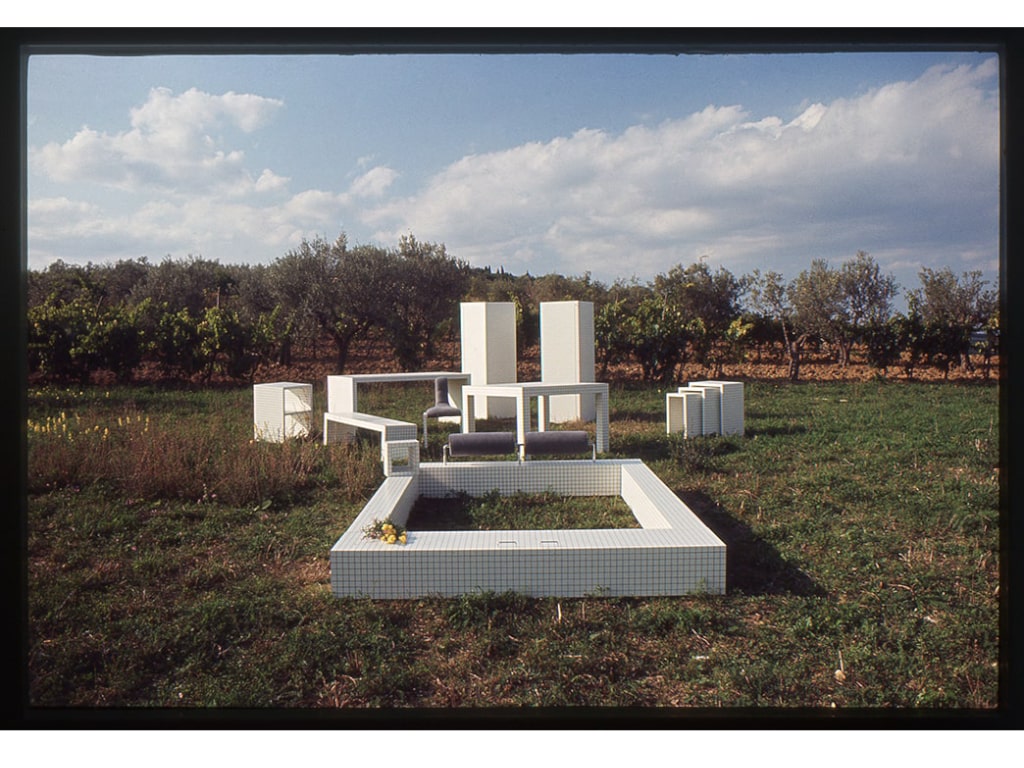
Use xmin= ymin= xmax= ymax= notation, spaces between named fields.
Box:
xmin=460 ymin=381 xmax=610 ymax=457
xmin=326 ymin=372 xmax=471 ymax=414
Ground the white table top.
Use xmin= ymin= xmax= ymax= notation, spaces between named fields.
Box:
xmin=463 ymin=381 xmax=608 ymax=395
xmin=331 ymin=371 xmax=470 ymax=383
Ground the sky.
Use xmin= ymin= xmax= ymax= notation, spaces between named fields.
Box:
xmin=25 ymin=47 xmax=1002 ymax=302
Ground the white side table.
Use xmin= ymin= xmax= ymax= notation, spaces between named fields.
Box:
xmin=666 ymin=390 xmax=704 ymax=439
xmin=254 ymin=382 xmax=313 ymax=442
xmin=461 ymin=381 xmax=610 ymax=458
xmin=688 ymin=380 xmax=744 ymax=436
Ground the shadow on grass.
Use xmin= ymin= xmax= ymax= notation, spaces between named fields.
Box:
xmin=678 ymin=489 xmax=825 ymax=598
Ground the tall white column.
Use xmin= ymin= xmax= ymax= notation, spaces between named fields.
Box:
xmin=540 ymin=300 xmax=596 ymax=423
xmin=460 ymin=302 xmax=517 ymax=419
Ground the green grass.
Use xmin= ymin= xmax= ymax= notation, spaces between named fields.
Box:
xmin=406 ymin=490 xmax=640 ymax=531
xmin=25 ymin=378 xmax=1001 ymax=709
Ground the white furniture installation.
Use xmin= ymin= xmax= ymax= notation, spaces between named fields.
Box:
xmin=459 ymin=302 xmax=517 ymax=419
xmin=688 ymin=383 xmax=722 ymax=435
xmin=689 ymin=380 xmax=745 ymax=436
xmin=325 ymin=372 xmax=469 ymax=415
xmin=330 ymin=456 xmax=726 ymax=599
xmin=540 ymin=301 xmax=596 ymax=423
xmin=461 ymin=381 xmax=610 ymax=458
xmin=666 ymin=389 xmax=704 ymax=438
xmin=667 ymin=381 xmax=745 ymax=438
xmin=253 ymin=382 xmax=312 ymax=442
xmin=322 ymin=411 xmax=418 ymax=459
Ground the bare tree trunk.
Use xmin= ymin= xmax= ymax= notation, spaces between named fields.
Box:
xmin=788 ymin=341 xmax=801 ymax=382
xmin=781 ymin=324 xmax=803 ymax=382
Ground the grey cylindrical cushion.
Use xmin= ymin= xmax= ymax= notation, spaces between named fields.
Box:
xmin=448 ymin=432 xmax=517 ymax=456
xmin=523 ymin=430 xmax=590 ymax=456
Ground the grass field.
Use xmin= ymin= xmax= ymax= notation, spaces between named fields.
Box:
xmin=25 ymin=378 xmax=1001 ymax=711
xmin=406 ymin=491 xmax=640 ymax=531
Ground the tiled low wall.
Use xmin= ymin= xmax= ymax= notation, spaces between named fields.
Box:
xmin=330 ymin=459 xmax=726 ymax=599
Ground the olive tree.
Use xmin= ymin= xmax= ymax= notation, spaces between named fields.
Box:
xmin=653 ymin=261 xmax=747 ymax=377
xmin=269 ymin=235 xmax=386 ymax=371
xmin=836 ymin=251 xmax=901 ymax=374
xmin=382 ymin=235 xmax=470 ymax=370
xmin=748 ymin=269 xmax=809 ymax=382
xmin=130 ymin=254 xmax=236 ymax=316
xmin=907 ymin=267 xmax=997 ymax=374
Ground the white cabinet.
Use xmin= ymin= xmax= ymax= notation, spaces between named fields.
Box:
xmin=253 ymin=382 xmax=313 ymax=442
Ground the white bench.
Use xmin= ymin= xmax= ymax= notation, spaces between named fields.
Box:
xmin=322 ymin=411 xmax=418 ymax=459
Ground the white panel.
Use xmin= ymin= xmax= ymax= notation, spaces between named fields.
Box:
xmin=689 ymin=380 xmax=744 ymax=436
xmin=540 ymin=301 xmax=596 ymax=423
xmin=685 ymin=384 xmax=722 ymax=435
xmin=460 ymin=302 xmax=517 ymax=419
xmin=666 ymin=390 xmax=704 ymax=439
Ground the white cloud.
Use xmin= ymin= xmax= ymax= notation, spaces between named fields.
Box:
xmin=348 ymin=166 xmax=399 ymax=198
xmin=363 ymin=59 xmax=999 ymax=284
xmin=254 ymin=169 xmax=290 ymax=192
xmin=31 ymin=87 xmax=285 ymax=196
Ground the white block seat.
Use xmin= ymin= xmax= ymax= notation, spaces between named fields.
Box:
xmin=522 ymin=430 xmax=595 ymax=460
xmin=422 ymin=377 xmax=462 ymax=447
xmin=688 ymin=380 xmax=745 ymax=436
xmin=444 ymin=431 xmax=518 ymax=462
xmin=323 ymin=411 xmax=418 ymax=459
xmin=666 ymin=390 xmax=704 ymax=439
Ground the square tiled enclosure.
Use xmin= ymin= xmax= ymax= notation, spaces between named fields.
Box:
xmin=330 ymin=459 xmax=726 ymax=598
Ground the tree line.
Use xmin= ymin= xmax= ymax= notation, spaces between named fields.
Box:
xmin=27 ymin=232 xmax=999 ymax=385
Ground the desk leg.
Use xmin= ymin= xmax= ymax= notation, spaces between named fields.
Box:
xmin=461 ymin=393 xmax=475 ymax=433
xmin=516 ymin=391 xmax=528 ymax=459
xmin=538 ymin=395 xmax=550 ymax=432
xmin=595 ymin=391 xmax=609 ymax=453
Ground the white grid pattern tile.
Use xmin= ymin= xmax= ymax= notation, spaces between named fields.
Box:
xmin=418 ymin=459 xmax=623 ymax=498
xmin=460 ymin=302 xmax=518 ymax=419
xmin=330 ymin=459 xmax=726 ymax=598
xmin=384 ymin=439 xmax=420 ymax=476
xmin=540 ymin=301 xmax=596 ymax=423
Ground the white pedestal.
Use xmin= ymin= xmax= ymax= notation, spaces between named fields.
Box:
xmin=540 ymin=301 xmax=596 ymax=423
xmin=688 ymin=380 xmax=745 ymax=436
xmin=253 ymin=382 xmax=312 ymax=442
xmin=666 ymin=390 xmax=704 ymax=438
xmin=460 ymin=302 xmax=517 ymax=419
